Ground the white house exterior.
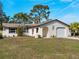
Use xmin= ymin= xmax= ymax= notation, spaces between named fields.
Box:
xmin=2 ymin=19 xmax=71 ymax=38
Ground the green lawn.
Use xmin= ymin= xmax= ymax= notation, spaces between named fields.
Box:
xmin=0 ymin=37 xmax=79 ymax=59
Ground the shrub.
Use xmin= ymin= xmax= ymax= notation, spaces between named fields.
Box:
xmin=38 ymin=35 xmax=41 ymax=38
xmin=16 ymin=26 xmax=23 ymax=36
xmin=52 ymin=35 xmax=56 ymax=38
xmin=0 ymin=24 xmax=3 ymax=30
xmin=0 ymin=33 xmax=3 ymax=39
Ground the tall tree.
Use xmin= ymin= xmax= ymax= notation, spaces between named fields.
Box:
xmin=9 ymin=17 xmax=16 ymax=23
xmin=2 ymin=13 xmax=10 ymax=23
xmin=30 ymin=4 xmax=50 ymax=24
xmin=0 ymin=1 xmax=3 ymax=24
xmin=13 ymin=13 xmax=30 ymax=24
xmin=0 ymin=1 xmax=9 ymax=23
xmin=13 ymin=12 xmax=32 ymax=33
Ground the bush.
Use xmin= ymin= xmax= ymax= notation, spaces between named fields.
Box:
xmin=16 ymin=26 xmax=23 ymax=36
xmin=38 ymin=35 xmax=41 ymax=38
xmin=0 ymin=24 xmax=3 ymax=30
xmin=0 ymin=33 xmax=3 ymax=39
xmin=52 ymin=35 xmax=56 ymax=38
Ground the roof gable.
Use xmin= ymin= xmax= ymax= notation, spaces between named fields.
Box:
xmin=39 ymin=19 xmax=69 ymax=27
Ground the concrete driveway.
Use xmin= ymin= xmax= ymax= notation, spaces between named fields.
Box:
xmin=65 ymin=37 xmax=79 ymax=40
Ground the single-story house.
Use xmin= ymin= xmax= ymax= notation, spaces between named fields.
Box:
xmin=2 ymin=19 xmax=71 ymax=38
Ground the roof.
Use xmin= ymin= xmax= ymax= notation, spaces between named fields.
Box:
xmin=2 ymin=23 xmax=39 ymax=28
xmin=2 ymin=19 xmax=69 ymax=28
xmin=39 ymin=19 xmax=69 ymax=27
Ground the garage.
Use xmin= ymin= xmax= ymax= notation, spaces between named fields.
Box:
xmin=56 ymin=27 xmax=66 ymax=37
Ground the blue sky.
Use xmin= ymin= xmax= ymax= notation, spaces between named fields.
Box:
xmin=1 ymin=0 xmax=79 ymax=24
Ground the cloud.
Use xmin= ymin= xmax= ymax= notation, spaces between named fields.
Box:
xmin=71 ymin=2 xmax=79 ymax=8
xmin=60 ymin=14 xmax=79 ymax=24
xmin=54 ymin=0 xmax=79 ymax=16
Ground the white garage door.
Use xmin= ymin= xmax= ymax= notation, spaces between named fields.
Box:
xmin=56 ymin=27 xmax=66 ymax=37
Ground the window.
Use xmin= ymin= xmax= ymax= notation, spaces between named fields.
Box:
xmin=9 ymin=28 xmax=16 ymax=33
xmin=36 ymin=28 xmax=39 ymax=33
xmin=23 ymin=27 xmax=29 ymax=33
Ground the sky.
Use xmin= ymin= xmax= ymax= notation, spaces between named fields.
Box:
xmin=1 ymin=0 xmax=79 ymax=24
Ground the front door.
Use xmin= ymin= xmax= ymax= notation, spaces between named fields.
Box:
xmin=43 ymin=27 xmax=48 ymax=37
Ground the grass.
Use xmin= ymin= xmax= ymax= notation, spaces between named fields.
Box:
xmin=0 ymin=37 xmax=79 ymax=59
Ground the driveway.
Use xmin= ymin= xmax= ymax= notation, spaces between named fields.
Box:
xmin=65 ymin=37 xmax=79 ymax=40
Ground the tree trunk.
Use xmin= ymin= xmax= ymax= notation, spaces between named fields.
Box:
xmin=73 ymin=33 xmax=75 ymax=36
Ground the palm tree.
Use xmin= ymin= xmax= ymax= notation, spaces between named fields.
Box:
xmin=70 ymin=22 xmax=79 ymax=36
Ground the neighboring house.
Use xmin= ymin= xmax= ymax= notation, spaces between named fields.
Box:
xmin=2 ymin=19 xmax=71 ymax=38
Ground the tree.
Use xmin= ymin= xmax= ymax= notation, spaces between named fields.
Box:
xmin=13 ymin=12 xmax=33 ymax=35
xmin=13 ymin=13 xmax=29 ymax=24
xmin=70 ymin=22 xmax=79 ymax=36
xmin=30 ymin=4 xmax=50 ymax=24
xmin=9 ymin=17 xmax=17 ymax=23
xmin=0 ymin=1 xmax=3 ymax=39
xmin=16 ymin=26 xmax=23 ymax=36
xmin=0 ymin=1 xmax=3 ymax=24
xmin=0 ymin=1 xmax=9 ymax=23
xmin=0 ymin=24 xmax=2 ymax=30
xmin=2 ymin=13 xmax=10 ymax=23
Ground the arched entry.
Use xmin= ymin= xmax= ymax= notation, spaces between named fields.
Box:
xmin=43 ymin=27 xmax=48 ymax=37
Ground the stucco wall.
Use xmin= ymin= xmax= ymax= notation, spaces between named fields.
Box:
xmin=2 ymin=21 xmax=71 ymax=38
xmin=24 ymin=28 xmax=32 ymax=36
xmin=23 ymin=27 xmax=42 ymax=37
xmin=31 ymin=27 xmax=42 ymax=37
xmin=3 ymin=27 xmax=17 ymax=37
xmin=40 ymin=21 xmax=71 ymax=38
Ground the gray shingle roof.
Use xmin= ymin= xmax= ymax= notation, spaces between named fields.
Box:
xmin=2 ymin=23 xmax=39 ymax=28
xmin=2 ymin=19 xmax=69 ymax=28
